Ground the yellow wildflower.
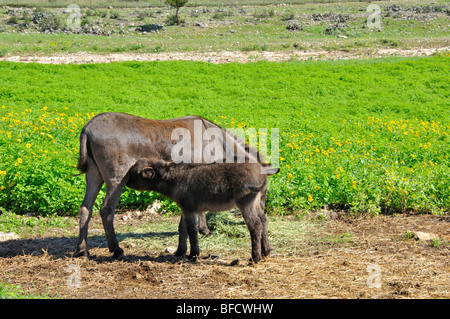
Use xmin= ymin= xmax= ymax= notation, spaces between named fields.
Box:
xmin=14 ymin=158 xmax=23 ymax=166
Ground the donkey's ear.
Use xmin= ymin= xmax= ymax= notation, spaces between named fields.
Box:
xmin=142 ymin=167 xmax=155 ymax=179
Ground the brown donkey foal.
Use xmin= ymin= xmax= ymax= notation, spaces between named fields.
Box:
xmin=127 ymin=157 xmax=279 ymax=262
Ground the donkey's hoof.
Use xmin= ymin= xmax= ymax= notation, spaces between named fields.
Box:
xmin=113 ymin=248 xmax=126 ymax=261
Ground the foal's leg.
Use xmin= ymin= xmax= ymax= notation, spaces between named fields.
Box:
xmin=186 ymin=212 xmax=200 ymax=258
xmin=175 ymin=214 xmax=188 ymax=257
xmin=238 ymin=197 xmax=263 ymax=263
xmin=175 ymin=211 xmax=200 ymax=259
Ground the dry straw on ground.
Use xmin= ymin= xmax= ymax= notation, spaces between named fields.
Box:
xmin=1 ymin=214 xmax=448 ymax=298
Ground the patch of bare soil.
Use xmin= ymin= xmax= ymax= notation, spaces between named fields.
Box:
xmin=0 ymin=214 xmax=448 ymax=299
xmin=1 ymin=47 xmax=449 ymax=64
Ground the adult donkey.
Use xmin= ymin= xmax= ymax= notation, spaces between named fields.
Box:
xmin=75 ymin=112 xmax=259 ymax=260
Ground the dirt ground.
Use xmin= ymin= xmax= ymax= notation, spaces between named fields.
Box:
xmin=1 ymin=46 xmax=449 ymax=64
xmin=0 ymin=213 xmax=448 ymax=299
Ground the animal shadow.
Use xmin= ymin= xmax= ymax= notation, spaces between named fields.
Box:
xmin=0 ymin=231 xmax=178 ymax=262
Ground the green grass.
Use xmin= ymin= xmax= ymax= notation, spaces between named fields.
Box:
xmin=0 ymin=56 xmax=449 ymax=216
xmin=0 ymin=1 xmax=448 ymax=55
xmin=0 ymin=0 xmax=373 ymax=8
xmin=0 ymin=281 xmax=50 ymax=299
xmin=0 ymin=209 xmax=75 ymax=236
xmin=115 ymin=212 xmax=318 ymax=258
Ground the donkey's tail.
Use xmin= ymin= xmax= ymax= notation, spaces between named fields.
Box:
xmin=77 ymin=128 xmax=88 ymax=174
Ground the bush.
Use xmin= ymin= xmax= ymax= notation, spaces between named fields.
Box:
xmin=22 ymin=11 xmax=31 ymax=27
xmin=165 ymin=13 xmax=184 ymax=26
xmin=7 ymin=16 xmax=19 ymax=25
xmin=31 ymin=9 xmax=47 ymax=24
xmin=80 ymin=17 xmax=90 ymax=27
xmin=281 ymin=11 xmax=295 ymax=21
xmin=31 ymin=10 xmax=62 ymax=31
xmin=253 ymin=8 xmax=275 ymax=19
xmin=165 ymin=0 xmax=188 ymax=25
xmin=109 ymin=12 xmax=121 ymax=19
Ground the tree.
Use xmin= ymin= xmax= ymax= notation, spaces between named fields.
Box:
xmin=165 ymin=0 xmax=188 ymax=25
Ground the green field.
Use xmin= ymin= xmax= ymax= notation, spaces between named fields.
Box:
xmin=0 ymin=0 xmax=377 ymax=8
xmin=1 ymin=55 xmax=449 ymax=216
xmin=0 ymin=1 xmax=449 ymax=56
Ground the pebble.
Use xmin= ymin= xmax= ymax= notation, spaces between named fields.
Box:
xmin=0 ymin=231 xmax=20 ymax=242
xmin=165 ymin=247 xmax=176 ymax=254
xmin=410 ymin=231 xmax=438 ymax=241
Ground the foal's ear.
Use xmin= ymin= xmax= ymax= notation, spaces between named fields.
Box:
xmin=142 ymin=167 xmax=155 ymax=179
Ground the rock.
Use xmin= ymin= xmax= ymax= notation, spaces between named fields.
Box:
xmin=31 ymin=11 xmax=48 ymax=24
xmin=0 ymin=232 xmax=20 ymax=242
xmin=195 ymin=22 xmax=208 ymax=28
xmin=125 ymin=242 xmax=136 ymax=248
xmin=324 ymin=25 xmax=335 ymax=35
xmin=139 ymin=260 xmax=153 ymax=268
xmin=165 ymin=247 xmax=176 ymax=254
xmin=411 ymin=231 xmax=438 ymax=241
xmin=337 ymin=34 xmax=348 ymax=38
xmin=286 ymin=20 xmax=302 ymax=31
xmin=6 ymin=8 xmax=22 ymax=16
xmin=314 ymin=209 xmax=339 ymax=220
xmin=312 ymin=13 xmax=331 ymax=21
xmin=386 ymin=4 xmax=402 ymax=12
xmin=145 ymin=200 xmax=162 ymax=214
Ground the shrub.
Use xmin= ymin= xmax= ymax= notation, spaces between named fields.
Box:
xmin=165 ymin=14 xmax=184 ymax=26
xmin=22 ymin=11 xmax=31 ymax=27
xmin=7 ymin=16 xmax=19 ymax=25
xmin=281 ymin=11 xmax=295 ymax=21
xmin=34 ymin=12 xmax=62 ymax=31
xmin=109 ymin=12 xmax=121 ymax=19
xmin=165 ymin=0 xmax=188 ymax=25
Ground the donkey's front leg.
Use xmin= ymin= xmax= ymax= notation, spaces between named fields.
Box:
xmin=185 ymin=212 xmax=200 ymax=259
